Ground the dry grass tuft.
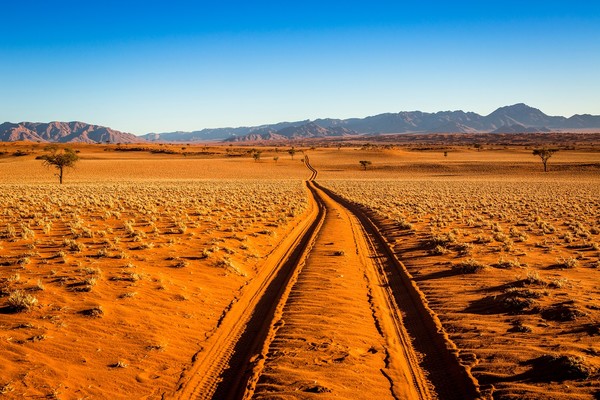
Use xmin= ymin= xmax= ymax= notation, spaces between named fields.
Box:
xmin=451 ymin=259 xmax=486 ymax=274
xmin=7 ymin=290 xmax=38 ymax=312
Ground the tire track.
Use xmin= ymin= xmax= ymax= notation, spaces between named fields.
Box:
xmin=169 ymin=156 xmax=481 ymax=400
xmin=314 ymin=178 xmax=482 ymax=400
xmin=167 ymin=178 xmax=326 ymax=400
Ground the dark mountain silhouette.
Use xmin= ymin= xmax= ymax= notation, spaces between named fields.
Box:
xmin=142 ymin=103 xmax=600 ymax=142
xmin=0 ymin=121 xmax=142 ymax=143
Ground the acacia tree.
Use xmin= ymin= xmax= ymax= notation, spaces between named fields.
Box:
xmin=252 ymin=151 xmax=262 ymax=162
xmin=288 ymin=148 xmax=297 ymax=160
xmin=359 ymin=160 xmax=372 ymax=170
xmin=40 ymin=145 xmax=79 ymax=184
xmin=532 ymin=148 xmax=558 ymax=172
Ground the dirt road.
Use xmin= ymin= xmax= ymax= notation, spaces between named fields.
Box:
xmin=169 ymin=157 xmax=480 ymax=399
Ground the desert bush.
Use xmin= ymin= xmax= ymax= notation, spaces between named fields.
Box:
xmin=428 ymin=245 xmax=449 ymax=255
xmin=555 ymin=256 xmax=578 ymax=269
xmin=541 ymin=302 xmax=586 ymax=321
xmin=549 ymin=278 xmax=569 ymax=289
xmin=216 ymin=258 xmax=246 ymax=276
xmin=64 ymin=239 xmax=85 ymax=252
xmin=172 ymin=259 xmax=189 ymax=268
xmin=503 ymin=296 xmax=538 ymax=313
xmin=1 ymin=224 xmax=17 ymax=240
xmin=527 ymin=354 xmax=594 ymax=380
xmin=7 ymin=290 xmax=38 ymax=312
xmin=508 ymin=319 xmax=532 ymax=333
xmin=80 ymin=306 xmax=104 ymax=318
xmin=34 ymin=279 xmax=45 ymax=291
xmin=16 ymin=257 xmax=31 ymax=267
xmin=429 ymin=232 xmax=457 ymax=246
xmin=495 ymin=257 xmax=521 ymax=269
xmin=474 ymin=235 xmax=493 ymax=244
xmin=397 ymin=219 xmax=413 ymax=230
xmin=523 ymin=269 xmax=546 ymax=286
xmin=454 ymin=242 xmax=473 ymax=256
xmin=452 ymin=259 xmax=486 ymax=274
xmin=502 ymin=287 xmax=545 ymax=313
xmin=20 ymin=224 xmax=35 ymax=240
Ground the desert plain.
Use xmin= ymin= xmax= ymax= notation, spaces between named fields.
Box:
xmin=0 ymin=135 xmax=599 ymax=399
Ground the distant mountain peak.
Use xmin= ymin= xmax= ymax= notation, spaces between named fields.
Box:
xmin=488 ymin=103 xmax=543 ymax=115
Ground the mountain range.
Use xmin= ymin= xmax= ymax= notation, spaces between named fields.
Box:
xmin=2 ymin=104 xmax=599 ymax=143
xmin=0 ymin=121 xmax=140 ymax=143
xmin=143 ymin=103 xmax=600 ymax=142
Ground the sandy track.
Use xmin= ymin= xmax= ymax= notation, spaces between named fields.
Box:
xmin=249 ymin=181 xmax=430 ymax=398
xmin=167 ymin=178 xmax=325 ymax=399
xmin=170 ymin=157 xmax=480 ymax=399
xmin=317 ymin=183 xmax=482 ymax=400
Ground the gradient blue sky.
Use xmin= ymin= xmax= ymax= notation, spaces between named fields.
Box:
xmin=1 ymin=1 xmax=599 ymax=135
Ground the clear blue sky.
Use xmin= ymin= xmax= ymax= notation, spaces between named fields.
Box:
xmin=1 ymin=1 xmax=599 ymax=135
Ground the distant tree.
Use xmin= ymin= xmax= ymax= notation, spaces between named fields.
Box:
xmin=359 ymin=160 xmax=372 ymax=170
xmin=273 ymin=156 xmax=279 ymax=163
xmin=474 ymin=143 xmax=482 ymax=152
xmin=288 ymin=148 xmax=297 ymax=160
xmin=532 ymin=148 xmax=558 ymax=172
xmin=443 ymin=151 xmax=448 ymax=157
xmin=40 ymin=145 xmax=79 ymax=184
xmin=253 ymin=151 xmax=262 ymax=162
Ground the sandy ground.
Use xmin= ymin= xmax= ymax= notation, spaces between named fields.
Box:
xmin=0 ymin=144 xmax=311 ymax=398
xmin=312 ymin=148 xmax=600 ymax=399
xmin=0 ymin=141 xmax=598 ymax=399
xmin=252 ymin=182 xmax=423 ymax=399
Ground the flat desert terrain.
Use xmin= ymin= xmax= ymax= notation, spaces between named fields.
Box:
xmin=0 ymin=139 xmax=598 ymax=399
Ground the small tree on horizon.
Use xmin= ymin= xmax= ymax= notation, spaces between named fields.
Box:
xmin=273 ymin=156 xmax=279 ymax=163
xmin=40 ymin=145 xmax=79 ymax=184
xmin=359 ymin=160 xmax=372 ymax=171
xmin=252 ymin=151 xmax=262 ymax=162
xmin=288 ymin=148 xmax=297 ymax=160
xmin=532 ymin=148 xmax=558 ymax=172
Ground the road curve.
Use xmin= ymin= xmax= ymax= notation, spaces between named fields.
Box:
xmin=168 ymin=156 xmax=481 ymax=400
